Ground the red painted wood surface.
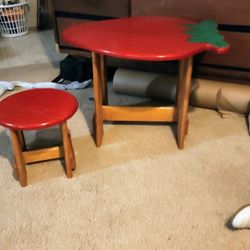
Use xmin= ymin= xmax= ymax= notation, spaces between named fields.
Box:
xmin=0 ymin=89 xmax=78 ymax=130
xmin=63 ymin=16 xmax=229 ymax=61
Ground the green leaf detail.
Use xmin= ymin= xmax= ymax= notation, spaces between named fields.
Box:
xmin=185 ymin=20 xmax=229 ymax=48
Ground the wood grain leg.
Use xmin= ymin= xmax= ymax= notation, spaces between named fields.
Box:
xmin=185 ymin=118 xmax=189 ymax=135
xmin=60 ymin=122 xmax=73 ymax=178
xmin=67 ymin=129 xmax=76 ymax=171
xmin=12 ymin=157 xmax=19 ymax=180
xmin=176 ymin=60 xmax=185 ymax=148
xmin=17 ymin=130 xmax=26 ymax=150
xmin=9 ymin=129 xmax=27 ymax=187
xmin=92 ymin=52 xmax=104 ymax=147
xmin=177 ymin=57 xmax=193 ymax=149
xmin=177 ymin=60 xmax=190 ymax=135
xmin=100 ymin=54 xmax=108 ymax=105
xmin=176 ymin=59 xmax=185 ymax=106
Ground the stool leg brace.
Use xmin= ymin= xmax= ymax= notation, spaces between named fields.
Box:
xmin=9 ymin=122 xmax=76 ymax=187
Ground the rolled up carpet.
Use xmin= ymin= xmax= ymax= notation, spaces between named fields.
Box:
xmin=113 ymin=68 xmax=177 ymax=101
xmin=248 ymin=113 xmax=250 ymax=134
xmin=190 ymin=80 xmax=250 ymax=117
xmin=113 ymin=68 xmax=250 ymax=115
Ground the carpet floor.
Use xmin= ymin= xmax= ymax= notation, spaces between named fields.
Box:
xmin=0 ymin=63 xmax=250 ymax=250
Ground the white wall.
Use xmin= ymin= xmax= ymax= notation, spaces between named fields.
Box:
xmin=28 ymin=0 xmax=37 ymax=27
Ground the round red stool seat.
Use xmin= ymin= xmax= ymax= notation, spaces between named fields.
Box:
xmin=0 ymin=89 xmax=78 ymax=187
xmin=0 ymin=88 xmax=78 ymax=130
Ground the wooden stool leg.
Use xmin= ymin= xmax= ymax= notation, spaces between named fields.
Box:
xmin=67 ymin=128 xmax=76 ymax=171
xmin=17 ymin=130 xmax=26 ymax=150
xmin=185 ymin=118 xmax=189 ymax=135
xmin=60 ymin=122 xmax=73 ymax=178
xmin=92 ymin=52 xmax=104 ymax=147
xmin=9 ymin=129 xmax=27 ymax=187
xmin=12 ymin=157 xmax=19 ymax=180
xmin=177 ymin=57 xmax=193 ymax=149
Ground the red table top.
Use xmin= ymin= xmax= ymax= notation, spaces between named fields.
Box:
xmin=63 ymin=16 xmax=229 ymax=61
xmin=0 ymin=89 xmax=78 ymax=130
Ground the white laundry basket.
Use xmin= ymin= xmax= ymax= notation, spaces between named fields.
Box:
xmin=0 ymin=0 xmax=29 ymax=37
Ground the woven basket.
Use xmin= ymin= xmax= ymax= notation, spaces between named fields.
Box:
xmin=0 ymin=0 xmax=29 ymax=37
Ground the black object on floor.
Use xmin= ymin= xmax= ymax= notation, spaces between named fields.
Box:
xmin=59 ymin=56 xmax=93 ymax=82
xmin=53 ymin=55 xmax=117 ymax=83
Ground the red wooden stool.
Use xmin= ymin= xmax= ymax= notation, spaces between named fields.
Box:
xmin=0 ymin=89 xmax=78 ymax=187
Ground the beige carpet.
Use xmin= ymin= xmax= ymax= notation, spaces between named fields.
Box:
xmin=0 ymin=29 xmax=65 ymax=69
xmin=0 ymin=64 xmax=250 ymax=250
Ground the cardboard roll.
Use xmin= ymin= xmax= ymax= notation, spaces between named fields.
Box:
xmin=113 ymin=68 xmax=250 ymax=115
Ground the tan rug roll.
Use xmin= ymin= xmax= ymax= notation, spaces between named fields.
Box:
xmin=113 ymin=68 xmax=250 ymax=114
xmin=113 ymin=68 xmax=178 ymax=101
xmin=191 ymin=80 xmax=250 ymax=115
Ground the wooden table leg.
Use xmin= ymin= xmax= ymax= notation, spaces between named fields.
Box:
xmin=100 ymin=54 xmax=108 ymax=105
xmin=92 ymin=52 xmax=104 ymax=147
xmin=176 ymin=57 xmax=193 ymax=149
xmin=9 ymin=129 xmax=27 ymax=187
xmin=176 ymin=59 xmax=185 ymax=110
